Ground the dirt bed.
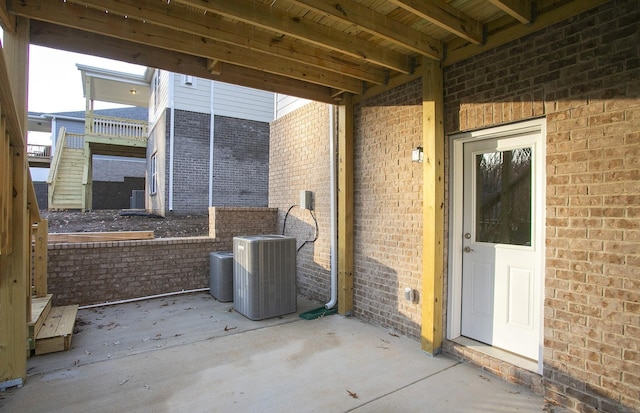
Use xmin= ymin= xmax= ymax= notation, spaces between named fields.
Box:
xmin=42 ymin=210 xmax=209 ymax=238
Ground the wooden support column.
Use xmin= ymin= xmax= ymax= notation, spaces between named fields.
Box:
xmin=420 ymin=57 xmax=445 ymax=355
xmin=337 ymin=94 xmax=354 ymax=315
xmin=33 ymin=219 xmax=48 ymax=297
xmin=0 ymin=16 xmax=30 ymax=387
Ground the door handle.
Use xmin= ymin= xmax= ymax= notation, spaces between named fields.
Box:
xmin=464 ymin=246 xmax=473 ymax=253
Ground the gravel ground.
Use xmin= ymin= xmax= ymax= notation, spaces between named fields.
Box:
xmin=41 ymin=210 xmax=209 ymax=238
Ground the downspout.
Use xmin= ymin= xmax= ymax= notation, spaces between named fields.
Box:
xmin=208 ymin=81 xmax=215 ymax=207
xmin=326 ymin=104 xmax=338 ymax=309
xmin=168 ymin=72 xmax=175 ymax=212
xmin=50 ymin=116 xmax=57 ymax=154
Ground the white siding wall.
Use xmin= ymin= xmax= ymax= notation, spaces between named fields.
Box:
xmin=275 ymin=94 xmax=311 ymax=119
xmin=151 ymin=73 xmax=274 ymax=122
xmin=174 ymin=74 xmax=212 ymax=114
xmin=149 ymin=69 xmax=170 ymax=126
xmin=213 ymin=82 xmax=274 ymax=122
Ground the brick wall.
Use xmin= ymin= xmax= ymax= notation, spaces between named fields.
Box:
xmin=172 ymin=109 xmax=211 ymax=213
xmin=269 ymin=102 xmax=333 ymax=302
xmin=213 ymin=115 xmax=270 ymax=207
xmin=48 ymin=237 xmax=222 ymax=306
xmin=208 ymin=207 xmax=278 ymax=250
xmin=149 ymin=110 xmax=270 ymax=215
xmin=92 ymin=157 xmax=145 ymax=182
xmin=47 ymin=208 xmax=279 ymax=306
xmin=92 ymin=177 xmax=145 ymax=210
xmin=353 ymin=79 xmax=424 ymax=338
xmin=444 ymin=1 xmax=640 ymax=411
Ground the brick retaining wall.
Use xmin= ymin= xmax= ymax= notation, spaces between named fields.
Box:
xmin=48 ymin=207 xmax=278 ymax=306
xmin=48 ymin=237 xmax=222 ymax=306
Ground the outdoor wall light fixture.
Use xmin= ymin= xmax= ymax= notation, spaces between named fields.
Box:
xmin=411 ymin=146 xmax=423 ymax=163
xmin=130 ymin=88 xmax=137 ymax=95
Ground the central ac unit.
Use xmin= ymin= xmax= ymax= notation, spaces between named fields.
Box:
xmin=233 ymin=235 xmax=297 ymax=320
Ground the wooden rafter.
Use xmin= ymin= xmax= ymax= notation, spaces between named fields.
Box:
xmin=29 ymin=21 xmax=337 ymax=104
xmin=9 ymin=0 xmax=606 ymax=99
xmin=171 ymin=0 xmax=413 ymax=74
xmin=488 ymin=0 xmax=533 ymax=24
xmin=14 ymin=0 xmax=364 ymax=94
xmin=388 ymin=0 xmax=484 ymax=45
xmin=67 ymin=0 xmax=387 ymax=85
xmin=289 ymin=0 xmax=443 ymax=60
xmin=0 ymin=1 xmax=16 ymax=32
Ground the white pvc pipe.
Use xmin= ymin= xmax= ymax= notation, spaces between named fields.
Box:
xmin=168 ymin=72 xmax=175 ymax=211
xmin=208 ymin=81 xmax=215 ymax=207
xmin=325 ymin=105 xmax=338 ymax=309
xmin=78 ymin=288 xmax=210 ymax=310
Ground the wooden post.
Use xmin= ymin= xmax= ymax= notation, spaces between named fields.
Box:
xmin=0 ymin=16 xmax=30 ymax=387
xmin=337 ymin=95 xmax=354 ymax=315
xmin=0 ymin=117 xmax=11 ymax=255
xmin=33 ymin=219 xmax=48 ymax=297
xmin=420 ymin=57 xmax=445 ymax=355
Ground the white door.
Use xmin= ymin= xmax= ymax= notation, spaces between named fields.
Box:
xmin=460 ymin=131 xmax=543 ymax=361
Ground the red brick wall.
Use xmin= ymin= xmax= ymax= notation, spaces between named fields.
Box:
xmin=444 ymin=1 xmax=640 ymax=411
xmin=353 ymin=78 xmax=424 ymax=338
xmin=269 ymin=102 xmax=332 ymax=302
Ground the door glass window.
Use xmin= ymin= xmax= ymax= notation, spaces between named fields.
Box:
xmin=475 ymin=148 xmax=532 ymax=245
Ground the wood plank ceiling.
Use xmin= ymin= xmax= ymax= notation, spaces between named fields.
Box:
xmin=4 ymin=0 xmax=607 ymax=103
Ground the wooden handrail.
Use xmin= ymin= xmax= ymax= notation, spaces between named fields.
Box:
xmin=46 ymin=127 xmax=66 ymax=188
xmin=85 ymin=112 xmax=148 ymax=142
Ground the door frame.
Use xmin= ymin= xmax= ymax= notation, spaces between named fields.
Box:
xmin=447 ymin=118 xmax=546 ymax=373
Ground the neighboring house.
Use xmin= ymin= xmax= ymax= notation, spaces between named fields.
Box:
xmin=28 ymin=108 xmax=146 ymax=210
xmin=147 ymin=70 xmax=274 ymax=216
xmin=37 ymin=64 xmax=274 ymax=214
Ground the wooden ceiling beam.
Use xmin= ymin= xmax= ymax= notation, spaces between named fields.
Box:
xmin=444 ymin=0 xmax=610 ymax=66
xmin=29 ymin=21 xmax=337 ymax=104
xmin=13 ymin=0 xmax=365 ymax=94
xmin=488 ymin=0 xmax=532 ymax=24
xmin=172 ymin=0 xmax=413 ymax=74
xmin=67 ymin=0 xmax=386 ymax=85
xmin=289 ymin=0 xmax=443 ymax=60
xmin=388 ymin=0 xmax=483 ymax=45
xmin=0 ymin=1 xmax=16 ymax=32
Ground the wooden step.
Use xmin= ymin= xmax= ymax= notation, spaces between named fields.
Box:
xmin=35 ymin=305 xmax=79 ymax=355
xmin=28 ymin=294 xmax=53 ymax=351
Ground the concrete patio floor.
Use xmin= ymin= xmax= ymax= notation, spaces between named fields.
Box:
xmin=1 ymin=292 xmax=549 ymax=412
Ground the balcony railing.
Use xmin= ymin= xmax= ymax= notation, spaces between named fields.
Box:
xmin=27 ymin=144 xmax=52 ymax=160
xmin=85 ymin=112 xmax=148 ymax=144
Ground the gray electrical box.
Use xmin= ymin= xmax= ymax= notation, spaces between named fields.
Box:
xmin=300 ymin=190 xmax=313 ymax=210
xmin=209 ymin=251 xmax=234 ymax=302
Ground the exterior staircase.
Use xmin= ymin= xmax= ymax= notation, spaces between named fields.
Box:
xmin=47 ymin=114 xmax=148 ymax=211
xmin=47 ymin=128 xmax=85 ymax=210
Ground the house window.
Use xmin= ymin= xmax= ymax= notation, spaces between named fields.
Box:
xmin=150 ymin=153 xmax=157 ymax=195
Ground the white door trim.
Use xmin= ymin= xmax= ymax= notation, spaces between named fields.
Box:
xmin=447 ymin=118 xmax=546 ymax=374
